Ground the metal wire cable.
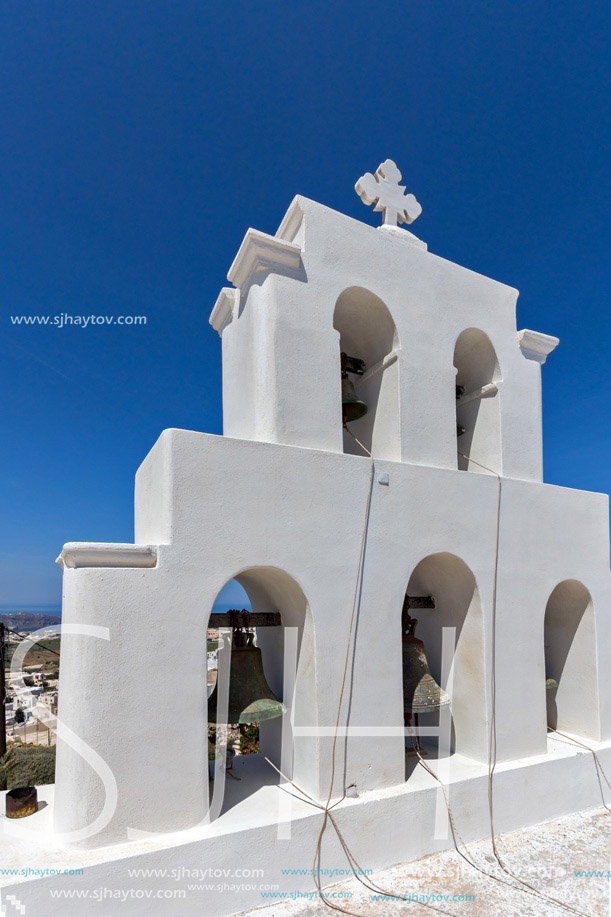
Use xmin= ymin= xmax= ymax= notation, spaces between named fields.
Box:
xmin=407 ymin=729 xmax=590 ymax=914
xmin=259 ymin=433 xmax=596 ymax=917
xmin=265 ymin=755 xmax=455 ymax=917
xmin=547 ymin=728 xmax=611 ymax=791
xmin=458 ymin=450 xmax=589 ymax=917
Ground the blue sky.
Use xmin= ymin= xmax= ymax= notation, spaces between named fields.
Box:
xmin=1 ymin=1 xmax=609 ymax=607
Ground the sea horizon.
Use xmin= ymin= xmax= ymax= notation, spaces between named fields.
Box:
xmin=0 ymin=603 xmax=62 ymax=616
xmin=0 ymin=600 xmax=249 ymax=618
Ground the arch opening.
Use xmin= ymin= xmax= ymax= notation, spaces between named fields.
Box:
xmin=207 ymin=579 xmax=252 ymax=702
xmin=206 ymin=567 xmax=317 ymax=803
xmin=333 ymin=287 xmax=400 ymax=460
xmin=403 ymin=553 xmax=487 ymax=778
xmin=544 ymin=580 xmax=599 ymax=741
xmin=454 ymin=329 xmax=502 ymax=474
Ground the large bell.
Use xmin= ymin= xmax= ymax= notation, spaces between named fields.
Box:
xmin=342 ymin=377 xmax=368 ymax=424
xmin=208 ymin=630 xmax=286 ymax=725
xmin=403 ymin=618 xmax=451 ymax=719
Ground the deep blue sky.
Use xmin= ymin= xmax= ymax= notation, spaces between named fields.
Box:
xmin=1 ymin=1 xmax=609 ymax=606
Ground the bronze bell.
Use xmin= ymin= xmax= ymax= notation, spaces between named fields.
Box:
xmin=207 ymin=629 xmax=286 ymax=725
xmin=403 ymin=617 xmax=451 ymax=719
xmin=342 ymin=377 xmax=368 ymax=424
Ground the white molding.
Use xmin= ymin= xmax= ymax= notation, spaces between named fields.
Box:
xmin=457 ymin=382 xmax=499 ymax=406
xmin=209 ymin=287 xmax=238 ymax=337
xmin=276 ymin=197 xmax=304 ymax=243
xmin=517 ymin=329 xmax=560 ymax=364
xmin=56 ymin=543 xmax=158 ymax=570
xmin=227 ymin=229 xmax=302 ymax=290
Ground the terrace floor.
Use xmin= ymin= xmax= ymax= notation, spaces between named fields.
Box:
xmin=248 ymin=806 xmax=610 ymax=916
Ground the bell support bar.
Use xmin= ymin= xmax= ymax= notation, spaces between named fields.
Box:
xmin=209 ymin=608 xmax=281 ymax=628
xmin=402 ymin=595 xmax=435 ymax=632
xmin=341 ymin=352 xmax=366 ymax=378
xmin=210 ymin=600 xmax=433 ymax=630
xmin=404 ymin=596 xmax=435 ymax=609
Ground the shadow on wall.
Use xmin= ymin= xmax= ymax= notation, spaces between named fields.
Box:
xmin=544 ymin=580 xmax=600 ymax=741
xmin=404 ymin=553 xmax=487 ymax=776
xmin=334 ymin=287 xmax=400 ymax=461
xmin=454 ymin=328 xmax=502 ymax=475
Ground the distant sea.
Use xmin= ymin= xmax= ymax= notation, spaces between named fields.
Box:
xmin=0 ymin=602 xmax=249 ymax=617
xmin=0 ymin=602 xmax=253 ymax=617
xmin=0 ymin=603 xmax=62 ymax=617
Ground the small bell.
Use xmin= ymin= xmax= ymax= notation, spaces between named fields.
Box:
xmin=342 ymin=377 xmax=368 ymax=424
xmin=403 ymin=617 xmax=451 ymax=719
xmin=208 ymin=630 xmax=286 ymax=725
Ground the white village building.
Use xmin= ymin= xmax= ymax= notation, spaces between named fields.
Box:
xmin=2 ymin=161 xmax=611 ymax=916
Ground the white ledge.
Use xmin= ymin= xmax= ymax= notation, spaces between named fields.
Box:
xmin=227 ymin=229 xmax=302 ymax=290
xmin=518 ymin=329 xmax=559 ymax=364
xmin=276 ymin=197 xmax=304 ymax=243
xmin=354 ymin=351 xmax=398 ymax=390
xmin=209 ymin=287 xmax=239 ymax=337
xmin=56 ymin=543 xmax=158 ymax=570
xmin=457 ymin=382 xmax=499 ymax=406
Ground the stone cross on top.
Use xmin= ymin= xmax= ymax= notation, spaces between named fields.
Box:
xmin=355 ymin=159 xmax=422 ymax=228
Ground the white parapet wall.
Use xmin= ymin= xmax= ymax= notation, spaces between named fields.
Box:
xmin=2 ymin=736 xmax=611 ymax=916
xmin=45 ymin=429 xmax=611 ymax=853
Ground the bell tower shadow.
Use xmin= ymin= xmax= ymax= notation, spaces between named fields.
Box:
xmin=333 ymin=287 xmax=400 ymax=460
xmin=544 ymin=580 xmax=599 ymax=741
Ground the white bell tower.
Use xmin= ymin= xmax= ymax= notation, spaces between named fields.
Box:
xmin=34 ymin=159 xmax=611 ymax=917
xmin=211 ymin=159 xmax=558 ymax=480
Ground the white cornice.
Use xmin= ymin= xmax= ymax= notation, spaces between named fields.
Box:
xmin=276 ymin=197 xmax=305 ymax=243
xmin=56 ymin=543 xmax=158 ymax=570
xmin=517 ymin=329 xmax=560 ymax=364
xmin=227 ymin=229 xmax=302 ymax=291
xmin=209 ymin=287 xmax=238 ymax=337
